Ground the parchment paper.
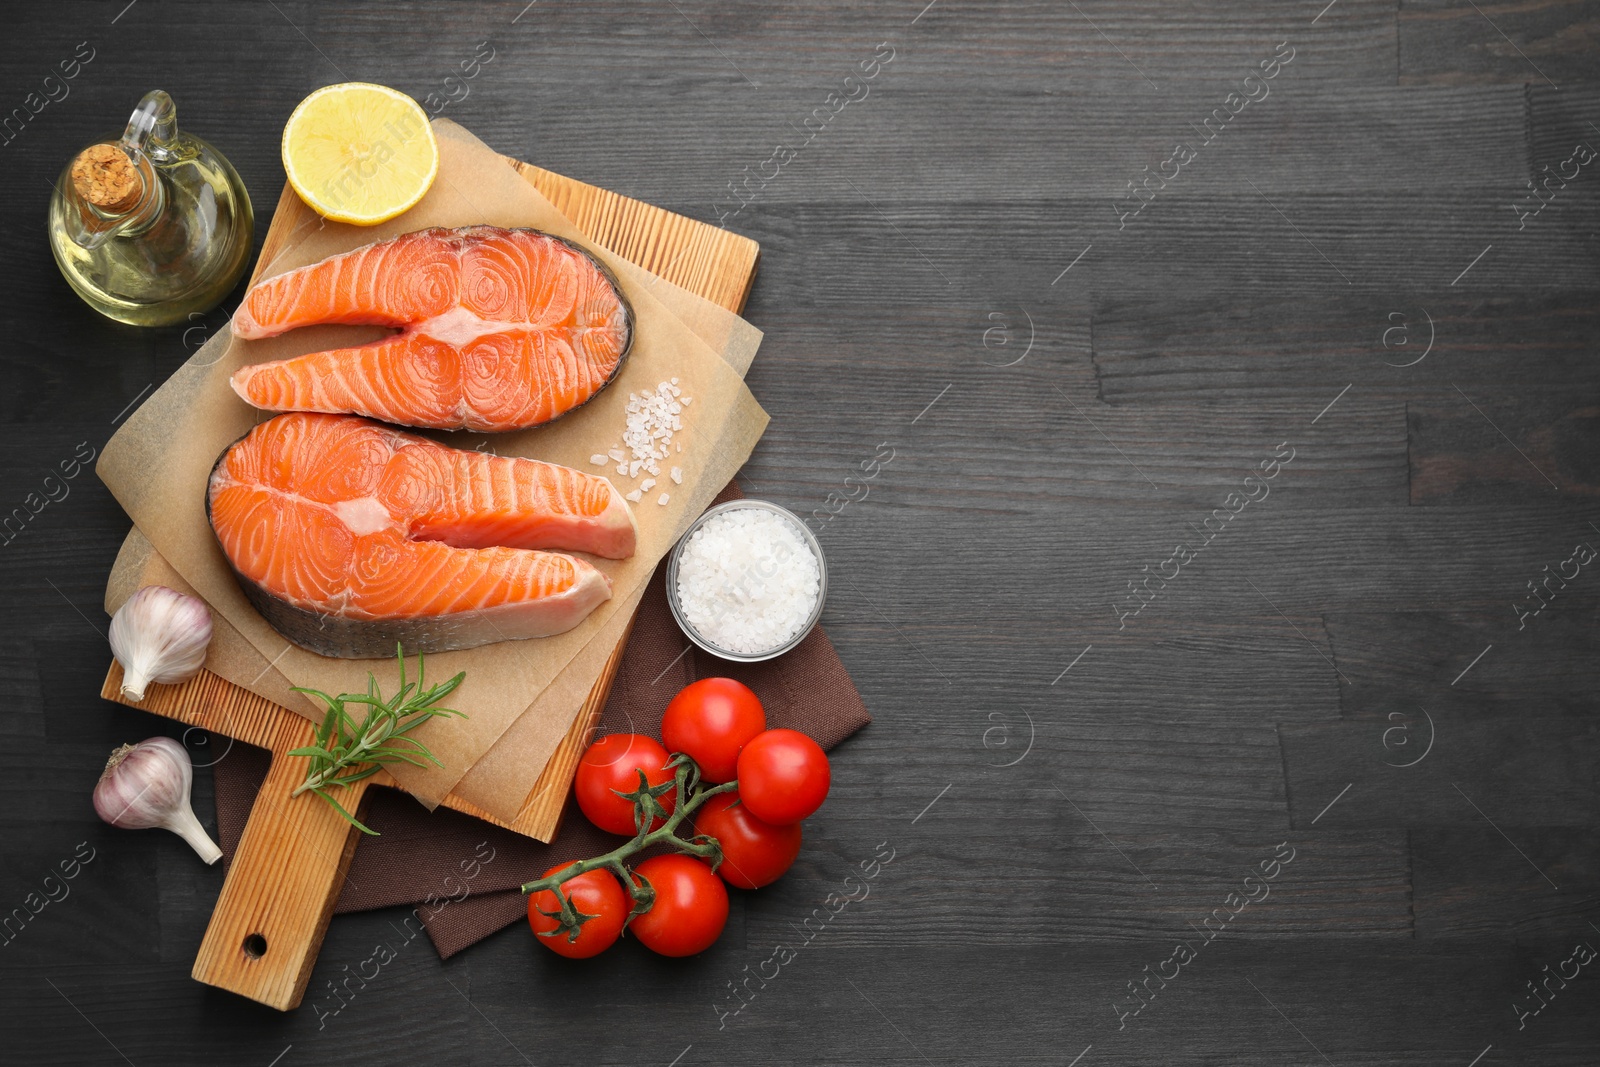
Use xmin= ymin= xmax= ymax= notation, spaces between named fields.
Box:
xmin=103 ymin=193 xmax=761 ymax=826
xmin=98 ymin=120 xmax=768 ymax=809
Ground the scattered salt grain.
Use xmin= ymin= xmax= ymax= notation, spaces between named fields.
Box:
xmin=670 ymin=467 xmax=683 ymax=484
xmin=641 ymin=478 xmax=656 ymax=493
xmin=675 ymin=508 xmax=821 ymax=655
xmin=595 ymin=380 xmax=693 ymax=488
xmin=625 ymin=489 xmax=643 ymax=503
xmin=658 ymin=492 xmax=671 ymax=506
xmin=590 ymin=454 xmax=609 ymax=466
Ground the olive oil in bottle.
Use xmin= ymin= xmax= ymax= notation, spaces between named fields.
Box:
xmin=47 ymin=90 xmax=253 ymax=327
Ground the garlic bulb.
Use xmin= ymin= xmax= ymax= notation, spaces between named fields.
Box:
xmin=109 ymin=585 xmax=212 ymax=701
xmin=93 ymin=736 xmax=222 ymax=864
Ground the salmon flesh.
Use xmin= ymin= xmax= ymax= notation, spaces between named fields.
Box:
xmin=207 ymin=413 xmax=637 ymax=658
xmin=230 ymin=227 xmax=633 ymax=433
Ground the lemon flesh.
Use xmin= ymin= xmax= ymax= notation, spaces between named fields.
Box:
xmin=282 ymin=83 xmax=439 ymax=226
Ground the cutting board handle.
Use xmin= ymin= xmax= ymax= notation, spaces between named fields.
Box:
xmin=191 ymin=717 xmax=371 ymax=1012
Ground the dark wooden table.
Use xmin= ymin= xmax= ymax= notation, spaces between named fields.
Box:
xmin=4 ymin=1 xmax=1598 ymax=1063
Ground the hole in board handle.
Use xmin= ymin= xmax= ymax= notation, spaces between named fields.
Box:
xmin=242 ymin=933 xmax=268 ymax=959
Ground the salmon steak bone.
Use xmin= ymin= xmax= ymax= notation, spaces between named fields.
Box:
xmin=206 ymin=413 xmax=637 ymax=658
xmin=230 ymin=226 xmax=633 ymax=433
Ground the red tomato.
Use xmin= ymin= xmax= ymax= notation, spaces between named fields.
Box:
xmin=527 ymin=864 xmax=627 ymax=959
xmin=735 ymin=729 xmax=830 ymax=825
xmin=694 ymin=791 xmax=801 ymax=889
xmin=660 ymin=678 xmax=766 ymax=782
xmin=575 ymin=733 xmax=675 ymax=836
xmin=629 ymin=855 xmax=729 ymax=957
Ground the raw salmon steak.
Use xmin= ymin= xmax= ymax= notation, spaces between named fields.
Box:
xmin=230 ymin=226 xmax=633 ymax=433
xmin=207 ymin=413 xmax=637 ymax=658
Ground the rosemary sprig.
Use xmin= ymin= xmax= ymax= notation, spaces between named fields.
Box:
xmin=288 ymin=644 xmax=466 ymax=836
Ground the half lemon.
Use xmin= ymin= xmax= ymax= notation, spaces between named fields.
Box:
xmin=281 ymin=83 xmax=438 ymax=226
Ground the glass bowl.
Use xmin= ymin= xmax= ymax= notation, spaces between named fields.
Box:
xmin=665 ymin=499 xmax=828 ymax=663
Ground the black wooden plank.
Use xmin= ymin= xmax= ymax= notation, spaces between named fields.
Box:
xmin=820 ymin=694 xmax=1291 ymax=830
xmin=808 ymin=499 xmax=1600 ymax=627
xmin=1279 ymin=717 xmax=1600 ymax=827
xmin=0 ymin=639 xmax=43 ymax=740
xmin=1326 ymin=610 xmax=1600 ymax=719
xmin=0 ymin=951 xmax=475 ymax=1067
xmin=2 ymin=0 xmax=1598 ymax=1061
xmin=36 ymin=635 xmax=122 ymax=743
xmin=1092 ymin=293 xmax=1600 ymax=404
xmin=1528 ymin=85 xmax=1600 ymax=173
xmin=739 ymin=314 xmax=1410 ymax=507
xmin=745 ymin=825 xmax=1410 ymax=944
xmin=47 ymin=0 xmax=1400 ymax=99
xmin=453 ymin=81 xmax=1530 ymax=209
xmin=724 ymin=197 xmax=1600 ymax=309
xmin=453 ymin=940 xmax=1600 ymax=1066
xmin=818 ymin=610 xmax=1343 ymax=729
xmin=1400 ymin=0 xmax=1597 ymax=86
xmin=1413 ymin=826 xmax=1600 ymax=939
xmin=1411 ymin=396 xmax=1600 ymax=504
xmin=0 ymin=823 xmax=158 ymax=967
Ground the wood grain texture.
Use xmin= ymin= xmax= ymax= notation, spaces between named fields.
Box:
xmin=91 ymin=150 xmax=758 ymax=1010
xmin=188 ymin=696 xmax=370 ymax=1009
xmin=747 ymin=828 xmax=1413 ymax=944
xmin=6 ymin=0 xmax=1600 ymax=1061
xmin=1399 ymin=0 xmax=1599 ymax=85
xmin=1413 ymin=826 xmax=1600 ymax=939
xmin=1326 ymin=610 xmax=1600 ymax=718
xmin=1410 ymin=397 xmax=1600 ymax=503
xmin=101 ymin=154 xmax=758 ymax=841
xmin=1092 ymin=293 xmax=1600 ymax=404
xmin=1279 ymin=716 xmax=1600 ymax=827
xmin=517 ymin=159 xmax=759 ymax=309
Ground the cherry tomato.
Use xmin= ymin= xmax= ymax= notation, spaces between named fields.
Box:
xmin=629 ymin=854 xmax=729 ymax=957
xmin=527 ymin=864 xmax=628 ymax=959
xmin=660 ymin=678 xmax=766 ymax=783
xmin=694 ymin=791 xmax=801 ymax=889
xmin=575 ymin=733 xmax=675 ymax=836
xmin=735 ymin=729 xmax=831 ymax=825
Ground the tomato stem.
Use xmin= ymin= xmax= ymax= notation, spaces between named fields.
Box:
xmin=519 ymin=757 xmax=737 ymax=902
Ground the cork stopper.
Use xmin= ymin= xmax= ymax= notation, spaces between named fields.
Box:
xmin=71 ymin=144 xmax=143 ymax=214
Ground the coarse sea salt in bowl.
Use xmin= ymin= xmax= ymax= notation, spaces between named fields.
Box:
xmin=666 ymin=500 xmax=827 ymax=663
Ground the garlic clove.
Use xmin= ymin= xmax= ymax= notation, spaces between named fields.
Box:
xmin=93 ymin=736 xmax=222 ymax=864
xmin=109 ymin=585 xmax=213 ymax=702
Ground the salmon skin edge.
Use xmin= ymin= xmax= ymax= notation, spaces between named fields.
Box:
xmin=204 ymin=419 xmax=619 ymax=659
xmin=231 ymin=226 xmax=637 ymax=435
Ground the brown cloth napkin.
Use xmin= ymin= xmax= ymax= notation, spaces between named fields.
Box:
xmin=209 ymin=483 xmax=870 ymax=959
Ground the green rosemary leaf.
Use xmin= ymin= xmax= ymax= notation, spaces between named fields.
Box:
xmin=388 ymin=710 xmax=463 ymax=736
xmin=290 ymin=649 xmax=468 ymax=836
xmin=374 ymin=739 xmax=444 ymax=764
xmin=312 ymin=786 xmax=378 ymax=836
xmin=330 ymin=763 xmax=385 ymax=783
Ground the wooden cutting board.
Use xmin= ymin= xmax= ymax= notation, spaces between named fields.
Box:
xmin=99 ymin=153 xmax=758 ymax=1011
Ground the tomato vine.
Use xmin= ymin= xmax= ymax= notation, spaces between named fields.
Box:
xmin=521 ymin=753 xmax=736 ymax=943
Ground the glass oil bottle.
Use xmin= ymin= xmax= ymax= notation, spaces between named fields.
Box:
xmin=47 ymin=90 xmax=253 ymax=327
